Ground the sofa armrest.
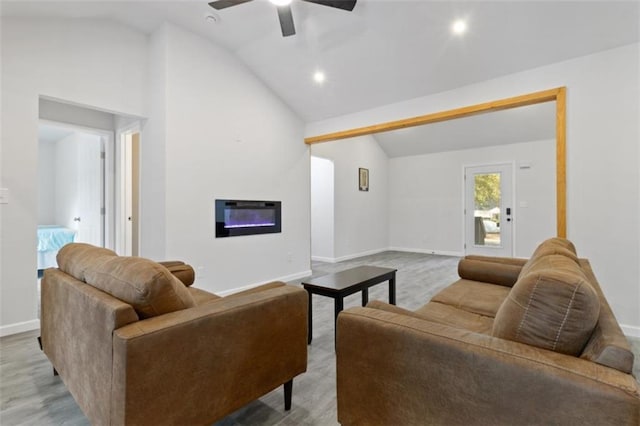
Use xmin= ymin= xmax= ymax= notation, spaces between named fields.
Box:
xmin=111 ymin=284 xmax=308 ymax=425
xmin=464 ymin=255 xmax=528 ymax=267
xmin=223 ymin=281 xmax=286 ymax=299
xmin=337 ymin=307 xmax=640 ymax=426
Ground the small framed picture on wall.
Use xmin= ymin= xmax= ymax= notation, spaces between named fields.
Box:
xmin=359 ymin=167 xmax=369 ymax=191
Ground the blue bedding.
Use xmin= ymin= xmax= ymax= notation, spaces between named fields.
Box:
xmin=37 ymin=225 xmax=76 ymax=252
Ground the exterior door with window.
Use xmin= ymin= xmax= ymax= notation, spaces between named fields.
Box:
xmin=464 ymin=164 xmax=513 ymax=257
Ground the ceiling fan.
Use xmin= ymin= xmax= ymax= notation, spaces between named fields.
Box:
xmin=208 ymin=0 xmax=357 ymax=37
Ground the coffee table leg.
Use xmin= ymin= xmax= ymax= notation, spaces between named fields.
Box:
xmin=361 ymin=288 xmax=369 ymax=306
xmin=389 ymin=274 xmax=396 ymax=305
xmin=307 ymin=290 xmax=313 ymax=344
xmin=334 ymin=296 xmax=344 ymax=345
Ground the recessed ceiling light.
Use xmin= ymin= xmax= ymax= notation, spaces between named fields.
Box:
xmin=270 ymin=0 xmax=292 ymax=6
xmin=452 ymin=19 xmax=467 ymax=35
xmin=313 ymin=71 xmax=326 ymax=84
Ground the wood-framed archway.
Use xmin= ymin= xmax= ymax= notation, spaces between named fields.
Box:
xmin=304 ymin=87 xmax=567 ymax=238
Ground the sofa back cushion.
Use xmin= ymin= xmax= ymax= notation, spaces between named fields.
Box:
xmin=84 ymin=256 xmax=195 ymax=319
xmin=57 ymin=243 xmax=118 ymax=282
xmin=518 ymin=237 xmax=579 ymax=278
xmin=492 ymin=254 xmax=600 ymax=356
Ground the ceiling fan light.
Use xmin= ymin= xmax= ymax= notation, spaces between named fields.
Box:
xmin=270 ymin=0 xmax=292 ymax=6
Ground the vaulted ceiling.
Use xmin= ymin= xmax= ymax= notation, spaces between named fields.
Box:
xmin=3 ymin=1 xmax=638 ymax=155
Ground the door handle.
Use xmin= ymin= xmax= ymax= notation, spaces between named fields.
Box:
xmin=73 ymin=217 xmax=81 ymax=222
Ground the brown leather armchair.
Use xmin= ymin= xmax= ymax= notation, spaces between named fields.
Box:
xmin=41 ymin=243 xmax=308 ymax=425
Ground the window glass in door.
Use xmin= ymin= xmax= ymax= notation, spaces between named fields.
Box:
xmin=465 ymin=164 xmax=513 ymax=257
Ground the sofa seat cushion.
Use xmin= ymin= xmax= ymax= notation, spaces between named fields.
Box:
xmin=493 ymin=255 xmax=600 ymax=356
xmin=84 ymin=256 xmax=196 ymax=319
xmin=431 ymin=279 xmax=511 ymax=318
xmin=415 ymin=301 xmax=494 ymax=334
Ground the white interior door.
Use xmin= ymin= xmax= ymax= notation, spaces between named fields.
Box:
xmin=464 ymin=164 xmax=513 ymax=257
xmin=52 ymin=129 xmax=104 ymax=247
xmin=74 ymin=133 xmax=104 ymax=246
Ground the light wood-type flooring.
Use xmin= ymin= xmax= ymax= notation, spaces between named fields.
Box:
xmin=1 ymin=251 xmax=638 ymax=425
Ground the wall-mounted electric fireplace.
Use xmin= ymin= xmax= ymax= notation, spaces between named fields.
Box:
xmin=215 ymin=199 xmax=282 ymax=238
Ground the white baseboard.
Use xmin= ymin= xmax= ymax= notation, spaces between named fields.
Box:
xmin=389 ymin=246 xmax=464 ymax=257
xmin=311 ymin=255 xmax=336 ymax=263
xmin=0 ymin=319 xmax=40 ymax=337
xmin=312 ymin=248 xmax=389 ymax=264
xmin=621 ymin=324 xmax=640 ymax=338
xmin=216 ymin=269 xmax=313 ymax=297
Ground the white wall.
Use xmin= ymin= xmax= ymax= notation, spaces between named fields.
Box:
xmin=139 ymin=25 xmax=168 ymax=261
xmin=389 ymin=140 xmax=555 ymax=258
xmin=1 ymin=17 xmax=313 ymax=334
xmin=0 ymin=18 xmax=148 ymax=335
xmin=311 ymin=156 xmax=335 ymax=261
xmin=37 ymin=141 xmax=56 ymax=224
xmin=150 ymin=24 xmax=311 ymax=293
xmin=311 ymin=135 xmax=389 ymax=261
xmin=306 ymin=44 xmax=640 ymax=333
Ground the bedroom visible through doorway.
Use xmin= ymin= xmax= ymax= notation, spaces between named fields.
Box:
xmin=37 ymin=121 xmax=110 ymax=273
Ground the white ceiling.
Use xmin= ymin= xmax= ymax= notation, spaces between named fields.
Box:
xmin=2 ymin=1 xmax=638 ymax=123
xmin=373 ymin=101 xmax=556 ymax=158
xmin=3 ymin=1 xmax=638 ymax=156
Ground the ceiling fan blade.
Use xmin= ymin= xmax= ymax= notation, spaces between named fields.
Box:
xmin=301 ymin=0 xmax=357 ymax=12
xmin=208 ymin=0 xmax=253 ymax=10
xmin=277 ymin=5 xmax=296 ymax=37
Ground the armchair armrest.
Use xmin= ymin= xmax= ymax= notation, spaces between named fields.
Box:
xmin=111 ymin=285 xmax=307 ymax=425
xmin=337 ymin=307 xmax=640 ymax=426
xmin=157 ymin=260 xmax=195 ymax=286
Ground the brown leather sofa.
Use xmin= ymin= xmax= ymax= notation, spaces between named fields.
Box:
xmin=41 ymin=243 xmax=308 ymax=425
xmin=336 ymin=238 xmax=640 ymax=425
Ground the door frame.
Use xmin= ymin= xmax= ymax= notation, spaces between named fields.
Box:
xmin=116 ymin=122 xmax=141 ymax=256
xmin=462 ymin=162 xmax=516 ymax=257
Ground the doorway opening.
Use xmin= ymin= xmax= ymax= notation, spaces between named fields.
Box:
xmin=310 ymin=156 xmax=335 ymax=262
xmin=37 ymin=120 xmax=114 ymax=274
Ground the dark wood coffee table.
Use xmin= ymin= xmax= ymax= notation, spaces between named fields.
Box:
xmin=302 ymin=265 xmax=397 ymax=344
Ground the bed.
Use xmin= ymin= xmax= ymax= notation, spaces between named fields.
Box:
xmin=37 ymin=225 xmax=77 ymax=270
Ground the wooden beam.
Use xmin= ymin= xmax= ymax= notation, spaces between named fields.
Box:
xmin=305 ymin=87 xmax=568 ymax=239
xmin=304 ymin=88 xmax=564 ymax=144
xmin=555 ymin=87 xmax=567 ymax=238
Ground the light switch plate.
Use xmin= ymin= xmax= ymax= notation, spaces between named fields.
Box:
xmin=0 ymin=188 xmax=8 ymax=204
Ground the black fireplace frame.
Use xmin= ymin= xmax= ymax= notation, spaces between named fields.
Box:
xmin=215 ymin=199 xmax=282 ymax=238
